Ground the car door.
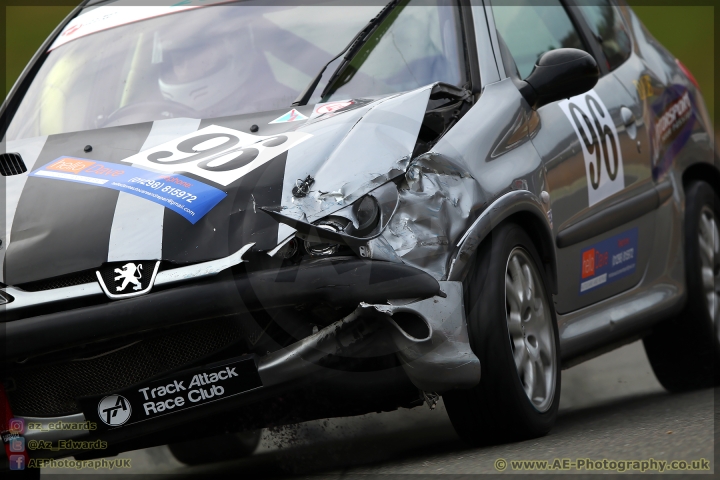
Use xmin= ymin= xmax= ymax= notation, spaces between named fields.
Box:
xmin=491 ymin=0 xmax=654 ymax=314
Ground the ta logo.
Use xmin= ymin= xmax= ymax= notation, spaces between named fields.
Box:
xmin=114 ymin=263 xmax=143 ymax=292
xmin=98 ymin=395 xmax=132 ymax=426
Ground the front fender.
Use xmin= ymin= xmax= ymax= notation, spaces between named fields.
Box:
xmin=446 ymin=190 xmax=557 ymax=294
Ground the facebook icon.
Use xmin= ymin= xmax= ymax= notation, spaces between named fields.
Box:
xmin=9 ymin=454 xmax=25 ymax=470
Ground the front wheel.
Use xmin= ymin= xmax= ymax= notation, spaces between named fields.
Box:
xmin=444 ymin=222 xmax=560 ymax=446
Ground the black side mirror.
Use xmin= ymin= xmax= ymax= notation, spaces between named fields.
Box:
xmin=517 ymin=48 xmax=599 ymax=110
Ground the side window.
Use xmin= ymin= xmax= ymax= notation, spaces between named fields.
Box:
xmin=575 ymin=0 xmax=632 ymax=71
xmin=492 ymin=0 xmax=587 ymax=80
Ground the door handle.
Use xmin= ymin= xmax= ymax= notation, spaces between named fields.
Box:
xmin=620 ymin=106 xmax=637 ymax=139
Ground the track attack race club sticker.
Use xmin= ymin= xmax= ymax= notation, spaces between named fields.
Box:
xmin=80 ymin=357 xmax=261 ymax=430
xmin=559 ymin=90 xmax=625 ymax=207
xmin=579 ymin=228 xmax=638 ymax=294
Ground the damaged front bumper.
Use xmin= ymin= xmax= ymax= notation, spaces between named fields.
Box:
xmin=3 ymin=255 xmax=480 ymax=454
xmin=2 ymin=256 xmax=441 ymax=360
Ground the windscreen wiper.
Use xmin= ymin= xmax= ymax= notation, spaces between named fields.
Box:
xmin=291 ymin=0 xmax=400 ymax=107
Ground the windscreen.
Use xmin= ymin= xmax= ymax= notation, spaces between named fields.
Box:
xmin=6 ymin=0 xmax=466 ymax=142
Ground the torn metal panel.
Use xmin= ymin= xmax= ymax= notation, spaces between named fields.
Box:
xmin=266 ymin=233 xmax=296 ymax=258
xmin=431 ymin=79 xmax=533 ymax=192
xmin=360 ymin=235 xmax=403 ymax=264
xmin=262 ymin=181 xmax=400 ymax=248
xmin=412 ymin=83 xmax=473 ymax=158
xmin=154 ymin=243 xmax=253 ymax=286
xmin=363 ymin=281 xmax=481 ymax=392
xmin=373 ymin=81 xmax=539 ymax=281
xmin=279 ymin=85 xmax=433 ymax=225
xmin=380 ymin=152 xmax=482 ymax=280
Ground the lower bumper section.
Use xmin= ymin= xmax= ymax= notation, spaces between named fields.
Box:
xmin=2 ymin=257 xmax=440 ymax=361
xmin=12 ymin=283 xmax=480 ymax=457
xmin=366 ymin=282 xmax=481 ymax=392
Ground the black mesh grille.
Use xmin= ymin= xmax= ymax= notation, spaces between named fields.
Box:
xmin=0 ymin=153 xmax=28 ymax=176
xmin=17 ymin=262 xmax=176 ymax=292
xmin=17 ymin=270 xmax=98 ymax=292
xmin=6 ymin=318 xmax=246 ymax=416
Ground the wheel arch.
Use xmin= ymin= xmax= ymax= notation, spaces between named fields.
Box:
xmin=447 ymin=190 xmax=558 ymax=294
xmin=682 ymin=162 xmax=720 ymax=198
xmin=504 ymin=210 xmax=558 ymax=295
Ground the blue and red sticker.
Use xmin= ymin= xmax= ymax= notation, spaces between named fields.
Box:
xmin=30 ymin=157 xmax=226 ymax=224
xmin=580 ymin=228 xmax=638 ymax=294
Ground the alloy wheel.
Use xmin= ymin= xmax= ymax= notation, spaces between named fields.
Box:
xmin=505 ymin=247 xmax=557 ymax=412
xmin=698 ymin=206 xmax=720 ymax=341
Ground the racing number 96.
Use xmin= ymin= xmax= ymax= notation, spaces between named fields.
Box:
xmin=568 ymin=96 xmax=620 ymax=190
xmin=147 ymin=133 xmax=288 ymax=172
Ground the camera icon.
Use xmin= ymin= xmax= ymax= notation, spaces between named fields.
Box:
xmin=8 ymin=418 xmax=24 ymax=434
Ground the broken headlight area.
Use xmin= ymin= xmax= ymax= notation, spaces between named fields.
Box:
xmin=304 ymin=218 xmax=349 ymax=256
xmin=280 ymin=201 xmax=383 ymax=260
xmin=262 ymin=181 xmax=400 ymax=261
xmin=263 ymin=218 xmax=357 ymax=261
xmin=351 ymin=195 xmax=381 ymax=236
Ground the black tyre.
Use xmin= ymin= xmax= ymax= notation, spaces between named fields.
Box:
xmin=169 ymin=429 xmax=261 ymax=465
xmin=643 ymin=180 xmax=720 ymax=391
xmin=444 ymin=222 xmax=560 ymax=446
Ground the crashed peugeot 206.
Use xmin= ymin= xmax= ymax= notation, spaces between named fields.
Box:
xmin=1 ymin=0 xmax=718 ymax=469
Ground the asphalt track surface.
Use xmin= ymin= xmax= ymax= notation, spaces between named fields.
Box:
xmin=43 ymin=340 xmax=716 ymax=477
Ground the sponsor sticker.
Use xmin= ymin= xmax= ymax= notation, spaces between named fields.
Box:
xmin=269 ymin=109 xmax=309 ymax=124
xmin=559 ymin=90 xmax=625 ymax=207
xmin=30 ymin=157 xmax=226 ymax=224
xmin=579 ymin=228 xmax=638 ymax=294
xmin=121 ymin=125 xmax=312 ymax=187
xmin=309 ymin=98 xmax=374 ymax=121
xmin=314 ymin=100 xmax=354 ymax=116
xmin=80 ymin=356 xmax=261 ymax=430
xmin=649 ymin=85 xmax=696 ymax=180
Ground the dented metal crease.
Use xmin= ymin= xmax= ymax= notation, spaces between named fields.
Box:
xmin=362 ymin=281 xmax=481 ymax=392
xmin=272 ymin=84 xmax=486 ymax=281
xmin=258 ymin=282 xmax=481 ymax=393
xmin=278 ymin=85 xmax=432 ymax=229
xmin=378 ymin=152 xmax=482 ymax=280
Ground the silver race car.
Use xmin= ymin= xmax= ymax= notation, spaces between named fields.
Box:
xmin=1 ymin=0 xmax=716 ymax=472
